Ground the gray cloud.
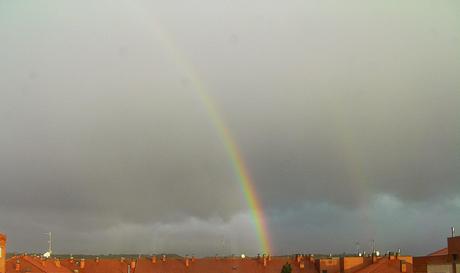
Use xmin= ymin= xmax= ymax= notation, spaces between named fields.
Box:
xmin=0 ymin=0 xmax=459 ymax=255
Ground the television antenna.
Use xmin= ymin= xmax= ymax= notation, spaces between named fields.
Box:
xmin=43 ymin=232 xmax=52 ymax=258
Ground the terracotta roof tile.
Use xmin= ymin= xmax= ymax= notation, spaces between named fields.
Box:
xmin=427 ymin=248 xmax=448 ymax=256
xmin=6 ymin=256 xmax=72 ymax=273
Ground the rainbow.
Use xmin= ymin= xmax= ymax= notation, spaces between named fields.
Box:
xmin=197 ymin=92 xmax=273 ymax=255
xmin=129 ymin=7 xmax=273 ymax=254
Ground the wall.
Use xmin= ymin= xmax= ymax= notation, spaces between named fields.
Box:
xmin=0 ymin=233 xmax=6 ymax=273
xmin=427 ymin=264 xmax=455 ymax=273
xmin=414 ymin=255 xmax=450 ymax=273
xmin=316 ymin=258 xmax=341 ymax=273
xmin=399 ymin=257 xmax=414 ymax=264
xmin=340 ymin=257 xmax=372 ymax=273
xmin=448 ymin=237 xmax=460 ymax=255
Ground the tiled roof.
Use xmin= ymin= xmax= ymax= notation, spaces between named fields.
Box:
xmin=352 ymin=258 xmax=410 ymax=273
xmin=5 ymin=255 xmax=413 ymax=273
xmin=60 ymin=258 xmax=129 ymax=273
xmin=134 ymin=257 xmax=316 ymax=273
xmin=6 ymin=256 xmax=72 ymax=273
xmin=427 ymin=248 xmax=448 ymax=256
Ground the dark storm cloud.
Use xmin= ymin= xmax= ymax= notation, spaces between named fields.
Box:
xmin=0 ymin=0 xmax=459 ymax=255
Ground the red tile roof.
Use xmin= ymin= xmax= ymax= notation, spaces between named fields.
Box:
xmin=6 ymin=256 xmax=72 ymax=273
xmin=5 ymin=255 xmax=414 ymax=273
xmin=133 ymin=257 xmax=316 ymax=273
xmin=352 ymin=258 xmax=410 ymax=273
xmin=60 ymin=258 xmax=129 ymax=273
xmin=427 ymin=248 xmax=448 ymax=256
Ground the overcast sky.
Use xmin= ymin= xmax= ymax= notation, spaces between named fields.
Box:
xmin=0 ymin=0 xmax=459 ymax=257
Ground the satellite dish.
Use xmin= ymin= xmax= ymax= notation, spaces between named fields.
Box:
xmin=43 ymin=251 xmax=51 ymax=258
xmin=241 ymin=254 xmax=246 ymax=259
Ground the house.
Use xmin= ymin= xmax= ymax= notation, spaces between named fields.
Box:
xmin=413 ymin=235 xmax=460 ymax=273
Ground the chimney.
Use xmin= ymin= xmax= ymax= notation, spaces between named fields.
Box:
xmin=80 ymin=259 xmax=85 ymax=269
xmin=300 ymin=262 xmax=305 ymax=269
xmin=0 ymin=233 xmax=6 ymax=273
xmin=388 ymin=252 xmax=396 ymax=261
xmin=400 ymin=260 xmax=407 ymax=273
xmin=121 ymin=257 xmax=125 ymax=263
xmin=268 ymin=255 xmax=272 ymax=261
xmin=372 ymin=253 xmax=378 ymax=264
xmin=15 ymin=260 xmax=20 ymax=272
xmin=70 ymin=256 xmax=74 ymax=264
xmin=55 ymin=259 xmax=61 ymax=268
xmin=96 ymin=257 xmax=99 ymax=263
xmin=151 ymin=256 xmax=157 ymax=264
xmin=452 ymin=227 xmax=456 ymax=238
xmin=263 ymin=256 xmax=267 ymax=267
xmin=162 ymin=255 xmax=166 ymax=262
xmin=185 ymin=257 xmax=190 ymax=268
xmin=130 ymin=260 xmax=136 ymax=270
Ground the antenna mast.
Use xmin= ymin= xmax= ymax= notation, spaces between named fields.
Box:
xmin=47 ymin=232 xmax=52 ymax=254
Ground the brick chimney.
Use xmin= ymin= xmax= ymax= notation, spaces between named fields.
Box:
xmin=400 ymin=260 xmax=407 ymax=273
xmin=389 ymin=252 xmax=396 ymax=260
xmin=263 ymin=256 xmax=268 ymax=267
xmin=15 ymin=260 xmax=20 ymax=272
xmin=80 ymin=259 xmax=86 ymax=269
xmin=151 ymin=256 xmax=157 ymax=264
xmin=372 ymin=254 xmax=378 ymax=264
xmin=0 ymin=233 xmax=6 ymax=273
xmin=96 ymin=257 xmax=100 ymax=263
xmin=185 ymin=257 xmax=190 ymax=268
xmin=55 ymin=259 xmax=61 ymax=268
xmin=130 ymin=260 xmax=136 ymax=270
xmin=162 ymin=255 xmax=166 ymax=262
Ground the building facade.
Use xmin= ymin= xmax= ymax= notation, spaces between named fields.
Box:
xmin=414 ymin=236 xmax=460 ymax=273
xmin=0 ymin=233 xmax=6 ymax=273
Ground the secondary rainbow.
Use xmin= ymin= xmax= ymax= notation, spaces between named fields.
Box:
xmin=134 ymin=10 xmax=273 ymax=254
